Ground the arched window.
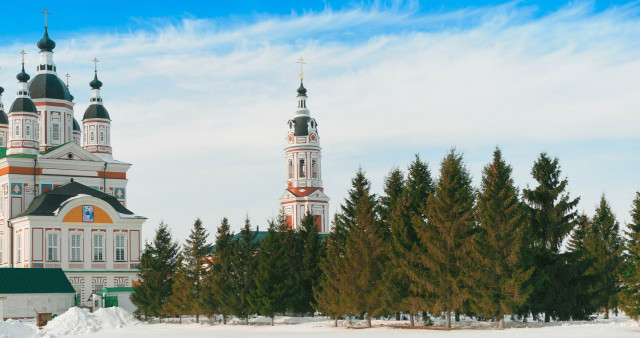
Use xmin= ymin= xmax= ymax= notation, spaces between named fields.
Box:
xmin=312 ymin=159 xmax=318 ymax=178
xmin=299 ymin=159 xmax=306 ymax=178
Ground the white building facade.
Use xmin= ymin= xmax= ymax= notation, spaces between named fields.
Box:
xmin=279 ymin=81 xmax=330 ymax=233
xmin=0 ymin=25 xmax=145 ymax=306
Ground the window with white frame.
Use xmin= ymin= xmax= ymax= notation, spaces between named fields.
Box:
xmin=47 ymin=232 xmax=59 ymax=261
xmin=100 ymin=131 xmax=104 ymax=143
xmin=288 ymin=159 xmax=293 ymax=179
xmin=115 ymin=234 xmax=126 ymax=262
xmin=52 ymin=123 xmax=60 ymax=141
xmin=93 ymin=233 xmax=104 ymax=261
xmin=17 ymin=234 xmax=22 ymax=262
xmin=25 ymin=125 xmax=30 ymax=137
xmin=299 ymin=159 xmax=306 ymax=178
xmin=71 ymin=233 xmax=82 ymax=262
xmin=90 ymin=131 xmax=95 ymax=142
xmin=312 ymin=159 xmax=318 ymax=179
xmin=14 ymin=124 xmax=19 ymax=137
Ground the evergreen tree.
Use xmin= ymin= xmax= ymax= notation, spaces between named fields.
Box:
xmin=130 ymin=222 xmax=179 ymax=320
xmin=164 ymin=255 xmax=192 ymax=323
xmin=340 ymin=178 xmax=386 ymax=327
xmin=167 ymin=218 xmax=212 ymax=323
xmin=230 ymin=216 xmax=258 ymax=324
xmin=565 ymin=214 xmax=599 ymax=320
xmin=207 ymin=217 xmax=235 ymax=324
xmin=250 ymin=214 xmax=290 ymax=325
xmin=583 ymin=195 xmax=624 ymax=319
xmin=340 ymin=168 xmax=378 ymax=230
xmin=394 ymin=155 xmax=435 ymax=325
xmin=522 ymin=153 xmax=580 ymax=321
xmin=410 ymin=149 xmax=475 ymax=329
xmin=297 ymin=212 xmax=324 ymax=314
xmin=315 ymin=214 xmax=348 ymax=327
xmin=471 ymin=148 xmax=532 ymax=329
xmin=620 ymin=192 xmax=640 ymax=319
xmin=380 ymin=168 xmax=406 ymax=318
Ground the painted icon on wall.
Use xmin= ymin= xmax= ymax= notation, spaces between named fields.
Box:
xmin=82 ymin=205 xmax=94 ymax=222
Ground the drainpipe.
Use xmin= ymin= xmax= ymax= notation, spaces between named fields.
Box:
xmin=33 ymin=158 xmax=38 ymax=197
xmin=103 ymin=162 xmax=107 ymax=193
xmin=7 ymin=220 xmax=13 ymax=268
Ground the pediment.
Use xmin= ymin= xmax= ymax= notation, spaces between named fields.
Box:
xmin=39 ymin=142 xmax=103 ymax=162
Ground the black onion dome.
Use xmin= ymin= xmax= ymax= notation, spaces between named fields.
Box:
xmin=9 ymin=97 xmax=38 ymax=114
xmin=17 ymin=66 xmax=30 ymax=83
xmin=29 ymin=74 xmax=73 ymax=100
xmin=37 ymin=27 xmax=56 ymax=52
xmin=0 ymin=85 xmax=4 ymax=95
xmin=72 ymin=117 xmax=81 ymax=131
xmin=90 ymin=73 xmax=103 ymax=90
xmin=297 ymin=81 xmax=307 ymax=96
xmin=0 ymin=109 xmax=8 ymax=124
xmin=83 ymin=104 xmax=110 ymax=120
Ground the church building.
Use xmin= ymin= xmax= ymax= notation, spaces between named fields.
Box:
xmin=279 ymin=64 xmax=330 ymax=233
xmin=0 ymin=20 xmax=145 ymax=306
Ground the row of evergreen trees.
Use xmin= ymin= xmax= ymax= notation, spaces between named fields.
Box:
xmin=131 ymin=214 xmax=323 ymax=325
xmin=131 ymin=148 xmax=640 ymax=329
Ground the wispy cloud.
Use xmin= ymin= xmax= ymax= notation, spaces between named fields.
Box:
xmin=0 ymin=2 xmax=638 ymax=241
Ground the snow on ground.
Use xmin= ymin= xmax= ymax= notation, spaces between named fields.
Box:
xmin=2 ymin=309 xmax=640 ymax=338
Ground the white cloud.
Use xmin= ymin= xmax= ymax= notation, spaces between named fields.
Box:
xmin=0 ymin=2 xmax=639 ymax=242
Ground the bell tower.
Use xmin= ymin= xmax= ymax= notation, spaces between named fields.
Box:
xmin=279 ymin=58 xmax=330 ymax=233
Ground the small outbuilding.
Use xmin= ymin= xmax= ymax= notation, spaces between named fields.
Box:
xmin=92 ymin=287 xmax=136 ymax=313
xmin=0 ymin=268 xmax=76 ymax=319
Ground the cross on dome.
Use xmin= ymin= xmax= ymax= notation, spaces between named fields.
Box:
xmin=297 ymin=56 xmax=306 ymax=81
xmin=41 ymin=9 xmax=51 ymax=28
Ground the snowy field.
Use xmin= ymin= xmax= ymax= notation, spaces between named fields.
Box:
xmin=1 ymin=307 xmax=639 ymax=338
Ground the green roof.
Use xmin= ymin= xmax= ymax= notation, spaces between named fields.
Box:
xmin=102 ymin=287 xmax=135 ymax=294
xmin=0 ymin=268 xmax=75 ymax=294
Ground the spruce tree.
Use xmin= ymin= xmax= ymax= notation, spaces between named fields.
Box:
xmin=298 ymin=212 xmax=323 ymax=314
xmin=130 ymin=222 xmax=179 ymax=320
xmin=411 ymin=149 xmax=475 ymax=329
xmin=395 ymin=155 xmax=435 ymax=325
xmin=315 ymin=214 xmax=348 ymax=327
xmin=170 ymin=218 xmax=211 ymax=323
xmin=620 ymin=192 xmax=640 ymax=319
xmin=340 ymin=178 xmax=386 ymax=327
xmin=250 ymin=214 xmax=290 ymax=325
xmin=340 ymin=168 xmax=377 ymax=230
xmin=380 ymin=168 xmax=406 ymax=319
xmin=565 ymin=214 xmax=599 ymax=320
xmin=471 ymin=148 xmax=532 ymax=329
xmin=231 ymin=216 xmax=258 ymax=324
xmin=164 ymin=255 xmax=192 ymax=323
xmin=207 ymin=217 xmax=235 ymax=324
xmin=522 ymin=153 xmax=580 ymax=321
xmin=583 ymin=195 xmax=624 ymax=319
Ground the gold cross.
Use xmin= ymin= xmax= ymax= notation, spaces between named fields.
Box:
xmin=20 ymin=50 xmax=27 ymax=65
xmin=41 ymin=9 xmax=51 ymax=28
xmin=296 ymin=57 xmax=306 ymax=81
xmin=65 ymin=73 xmax=71 ymax=88
xmin=92 ymin=57 xmax=99 ymax=72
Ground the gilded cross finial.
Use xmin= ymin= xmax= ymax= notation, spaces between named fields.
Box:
xmin=92 ymin=57 xmax=99 ymax=72
xmin=41 ymin=9 xmax=51 ymax=28
xmin=20 ymin=50 xmax=27 ymax=66
xmin=65 ymin=73 xmax=71 ymax=88
xmin=296 ymin=56 xmax=306 ymax=81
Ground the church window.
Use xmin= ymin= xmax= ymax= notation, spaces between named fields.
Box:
xmin=71 ymin=233 xmax=82 ymax=262
xmin=299 ymin=159 xmax=306 ymax=178
xmin=25 ymin=125 xmax=30 ymax=137
xmin=52 ymin=123 xmax=60 ymax=141
xmin=100 ymin=131 xmax=105 ymax=143
xmin=93 ymin=233 xmax=104 ymax=262
xmin=90 ymin=131 xmax=95 ymax=142
xmin=15 ymin=124 xmax=19 ymax=137
xmin=115 ymin=234 xmax=126 ymax=262
xmin=312 ymin=159 xmax=318 ymax=178
xmin=288 ymin=160 xmax=293 ymax=179
xmin=47 ymin=232 xmax=59 ymax=261
xmin=17 ymin=234 xmax=22 ymax=262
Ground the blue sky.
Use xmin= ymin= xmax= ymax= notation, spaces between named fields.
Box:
xmin=0 ymin=0 xmax=639 ymax=242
